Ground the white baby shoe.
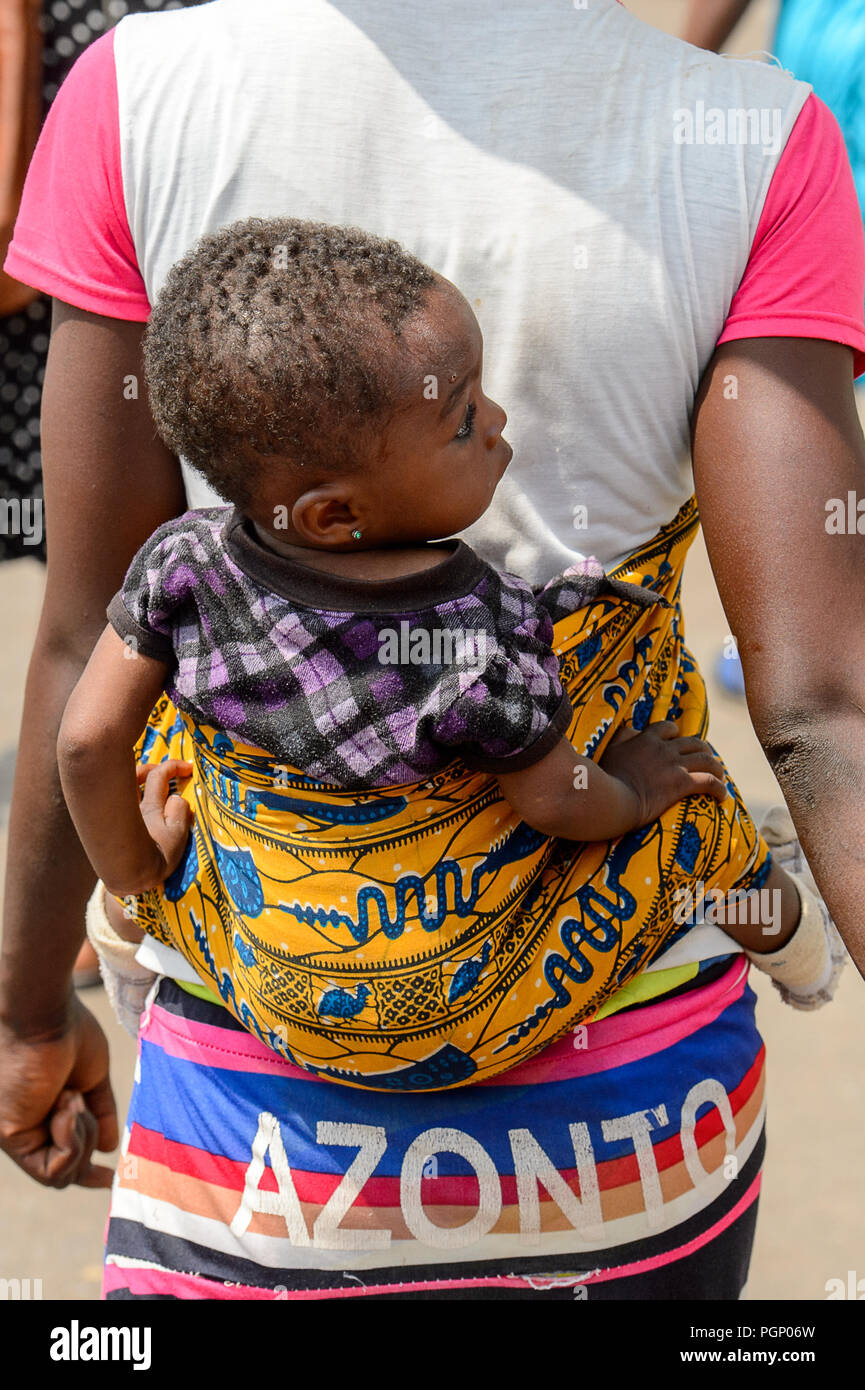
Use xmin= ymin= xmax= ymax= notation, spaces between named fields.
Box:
xmin=746 ymin=805 xmax=848 ymax=1010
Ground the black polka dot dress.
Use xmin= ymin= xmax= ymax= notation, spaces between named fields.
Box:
xmin=0 ymin=0 xmax=206 ymax=563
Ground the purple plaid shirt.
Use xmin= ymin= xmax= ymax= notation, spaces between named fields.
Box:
xmin=106 ymin=508 xmax=572 ymax=789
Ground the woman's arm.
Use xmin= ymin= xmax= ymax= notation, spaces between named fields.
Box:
xmin=57 ymin=626 xmax=192 ymax=896
xmin=692 ymin=336 xmax=865 ymax=977
xmin=495 ymin=724 xmax=727 ymax=841
xmin=0 ymin=303 xmax=186 ymax=1188
xmin=682 ymin=0 xmax=755 ymax=51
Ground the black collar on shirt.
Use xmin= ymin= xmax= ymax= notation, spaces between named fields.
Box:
xmin=222 ymin=507 xmax=487 ymax=613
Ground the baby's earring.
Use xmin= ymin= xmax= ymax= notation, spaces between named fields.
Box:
xmin=351 ymin=529 xmax=363 ymax=541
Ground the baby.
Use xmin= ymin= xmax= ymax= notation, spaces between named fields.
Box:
xmin=57 ymin=218 xmax=842 ymax=1087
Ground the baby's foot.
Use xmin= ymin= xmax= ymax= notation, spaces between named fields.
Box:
xmin=747 ymin=806 xmax=848 ymax=1010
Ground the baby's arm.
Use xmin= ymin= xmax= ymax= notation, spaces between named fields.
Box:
xmin=57 ymin=625 xmax=193 ymax=896
xmin=496 ymin=721 xmax=728 ymax=841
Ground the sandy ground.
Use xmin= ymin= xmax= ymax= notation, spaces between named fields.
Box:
xmin=0 ymin=0 xmax=862 ymax=1303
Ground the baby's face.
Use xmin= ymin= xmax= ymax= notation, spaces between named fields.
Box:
xmin=362 ymin=278 xmax=512 ymax=543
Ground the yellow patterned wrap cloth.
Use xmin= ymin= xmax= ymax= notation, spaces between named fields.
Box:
xmin=123 ymin=497 xmax=768 ymax=1090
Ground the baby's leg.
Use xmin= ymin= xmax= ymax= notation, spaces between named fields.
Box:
xmin=714 ymin=858 xmax=801 ymax=953
xmin=718 ymin=840 xmax=846 ymax=1009
xmin=104 ymin=888 xmax=145 ymax=943
xmin=85 ymin=881 xmax=155 ymax=1037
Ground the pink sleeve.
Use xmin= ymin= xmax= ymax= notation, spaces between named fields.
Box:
xmin=2 ymin=29 xmax=150 ymax=321
xmin=718 ymin=94 xmax=865 ymax=377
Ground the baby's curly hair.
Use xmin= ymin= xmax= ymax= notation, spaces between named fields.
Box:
xmin=143 ymin=218 xmax=439 ymax=508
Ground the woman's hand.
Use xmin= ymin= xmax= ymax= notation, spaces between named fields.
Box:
xmin=599 ymin=722 xmax=728 ymax=829
xmin=0 ymin=996 xmax=118 ymax=1188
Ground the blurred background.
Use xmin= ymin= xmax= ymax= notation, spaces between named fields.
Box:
xmin=0 ymin=0 xmax=862 ymax=1299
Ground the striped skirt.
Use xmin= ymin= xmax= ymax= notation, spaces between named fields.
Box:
xmin=104 ymin=954 xmax=764 ymax=1299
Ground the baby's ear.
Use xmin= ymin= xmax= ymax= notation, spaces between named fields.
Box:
xmin=292 ymin=484 xmax=360 ymax=546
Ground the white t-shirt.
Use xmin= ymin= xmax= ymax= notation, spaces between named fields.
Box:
xmin=118 ymin=0 xmax=811 ymax=576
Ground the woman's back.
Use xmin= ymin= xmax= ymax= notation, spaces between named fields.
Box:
xmin=21 ymin=0 xmax=812 ymax=575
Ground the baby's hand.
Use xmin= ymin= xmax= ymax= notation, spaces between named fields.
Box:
xmin=136 ymin=759 xmax=195 ymax=886
xmin=599 ymin=722 xmax=727 ymax=829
